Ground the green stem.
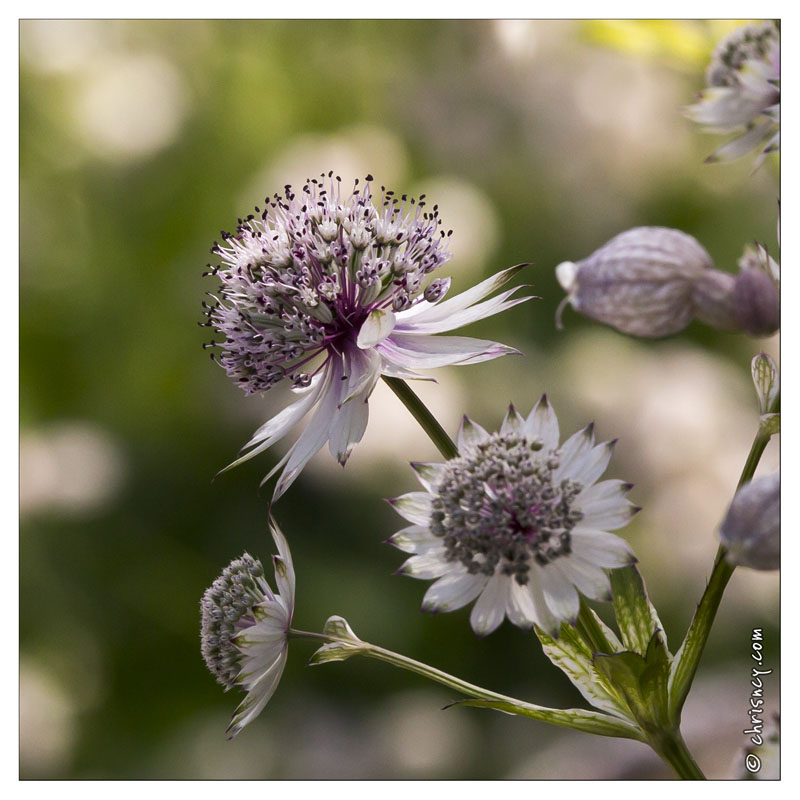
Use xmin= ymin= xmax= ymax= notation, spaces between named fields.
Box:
xmin=648 ymin=729 xmax=706 ymax=780
xmin=382 ymin=376 xmax=458 ymax=459
xmin=668 ymin=423 xmax=773 ymax=719
xmin=292 ymin=628 xmax=644 ymax=741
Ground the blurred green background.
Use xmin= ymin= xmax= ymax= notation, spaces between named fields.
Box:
xmin=20 ymin=19 xmax=779 ymax=779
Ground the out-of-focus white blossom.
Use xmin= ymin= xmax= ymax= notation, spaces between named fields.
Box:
xmin=685 ymin=20 xmax=779 ymax=164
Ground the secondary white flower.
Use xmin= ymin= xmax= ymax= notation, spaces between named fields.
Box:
xmin=685 ymin=20 xmax=779 ymax=164
xmin=202 ymin=174 xmax=528 ymax=498
xmin=200 ymin=517 xmax=295 ymax=738
xmin=389 ymin=396 xmax=639 ymax=637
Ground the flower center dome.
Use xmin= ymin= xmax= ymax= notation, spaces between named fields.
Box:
xmin=202 ymin=175 xmax=452 ymax=395
xmin=200 ymin=554 xmax=266 ymax=689
xmin=430 ymin=433 xmax=584 ymax=584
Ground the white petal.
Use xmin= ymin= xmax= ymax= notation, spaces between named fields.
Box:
xmin=575 ymin=479 xmax=634 ymax=516
xmin=226 ymin=649 xmax=288 ymax=739
xmin=469 ymin=572 xmax=509 ymax=636
xmin=500 ymin=404 xmax=525 ymax=435
xmin=410 ymin=461 xmax=447 ymax=492
xmin=685 ymin=87 xmax=770 ymax=129
xmin=579 ymin=500 xmax=640 ymax=531
xmin=422 ymin=571 xmax=486 ymax=613
xmin=222 ymin=373 xmax=326 ymax=473
xmin=706 ymin=120 xmax=774 ymax=163
xmin=236 ymin=632 xmax=286 ymax=683
xmin=457 ymin=415 xmax=490 ymax=451
xmin=388 ymin=524 xmax=441 ymax=553
xmin=328 ymin=391 xmax=369 ymax=465
xmin=379 ymin=333 xmax=518 ymax=370
xmin=268 ymin=516 xmax=296 ymax=603
xmin=388 ymin=492 xmax=433 ymax=525
xmin=395 ymin=289 xmax=530 ymax=335
xmin=272 ymin=367 xmax=341 ymax=499
xmin=554 ymin=424 xmax=595 ymax=481
xmin=554 ymin=557 xmax=611 ymax=602
xmin=357 ymin=308 xmax=397 ymax=348
xmin=534 ymin=562 xmax=580 ymax=622
xmin=399 ymin=552 xmax=451 ymax=580
xmin=571 ymin=528 xmax=636 ymax=567
xmin=528 ymin=578 xmax=560 ymax=637
xmin=505 ymin=579 xmax=539 ymax=630
xmin=340 ymin=347 xmax=382 ymax=405
xmin=395 ymin=265 xmax=526 ymax=327
xmin=524 ymin=394 xmax=560 ymax=451
xmin=562 ymin=440 xmax=616 ymax=486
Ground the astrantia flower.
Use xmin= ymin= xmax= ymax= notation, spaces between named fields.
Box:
xmin=389 ymin=397 xmax=639 ymax=637
xmin=200 ymin=518 xmax=294 ymax=738
xmin=685 ymin=20 xmax=780 ymax=164
xmin=202 ymin=174 xmax=528 ymax=498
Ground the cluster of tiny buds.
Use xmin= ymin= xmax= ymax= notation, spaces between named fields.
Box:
xmin=430 ymin=433 xmax=585 ymax=584
xmin=707 ymin=20 xmax=779 ymax=87
xmin=200 ymin=554 xmax=266 ymax=689
xmin=200 ymin=173 xmax=453 ymax=396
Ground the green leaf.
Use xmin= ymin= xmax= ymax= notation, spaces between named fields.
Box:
xmin=537 ymin=622 xmax=632 ymax=720
xmin=576 ymin=601 xmax=623 ymax=654
xmin=610 ymin=565 xmax=669 ymax=657
xmin=309 ymin=615 xmax=365 ymax=665
xmin=593 ymin=632 xmax=672 ymax=734
xmin=446 ymin=698 xmax=645 ymax=742
xmin=638 ymin=633 xmax=672 ymax=729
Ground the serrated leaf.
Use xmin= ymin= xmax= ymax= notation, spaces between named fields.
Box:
xmin=637 ymin=632 xmax=672 ymax=729
xmin=446 ymin=698 xmax=645 ymax=742
xmin=593 ymin=632 xmax=672 ymax=734
xmin=537 ymin=622 xmax=632 ymax=719
xmin=610 ymin=565 xmax=670 ymax=657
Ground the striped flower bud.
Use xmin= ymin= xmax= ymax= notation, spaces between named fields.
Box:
xmin=719 ymin=473 xmax=780 ymax=571
xmin=556 ymin=227 xmax=780 ymax=338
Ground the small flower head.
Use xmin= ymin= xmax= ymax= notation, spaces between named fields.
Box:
xmin=200 ymin=518 xmax=295 ymax=738
xmin=556 ymin=227 xmax=779 ymax=339
xmin=390 ymin=396 xmax=638 ymax=636
xmin=719 ymin=472 xmax=780 ymax=571
xmin=202 ymin=173 xmax=529 ymax=498
xmin=685 ymin=20 xmax=780 ymax=164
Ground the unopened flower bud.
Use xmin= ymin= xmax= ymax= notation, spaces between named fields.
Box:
xmin=690 ymin=269 xmax=738 ymax=331
xmin=719 ymin=473 xmax=780 ymax=570
xmin=557 ymin=227 xmax=780 ymax=338
xmin=731 ymin=268 xmax=780 ymax=336
xmin=751 ymin=353 xmax=779 ymax=414
xmin=556 ymin=227 xmax=714 ymax=337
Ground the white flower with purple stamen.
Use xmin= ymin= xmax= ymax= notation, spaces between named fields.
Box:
xmin=389 ymin=397 xmax=639 ymax=637
xmin=200 ymin=518 xmax=294 ymax=738
xmin=685 ymin=20 xmax=779 ymax=164
xmin=202 ymin=174 xmax=528 ymax=498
